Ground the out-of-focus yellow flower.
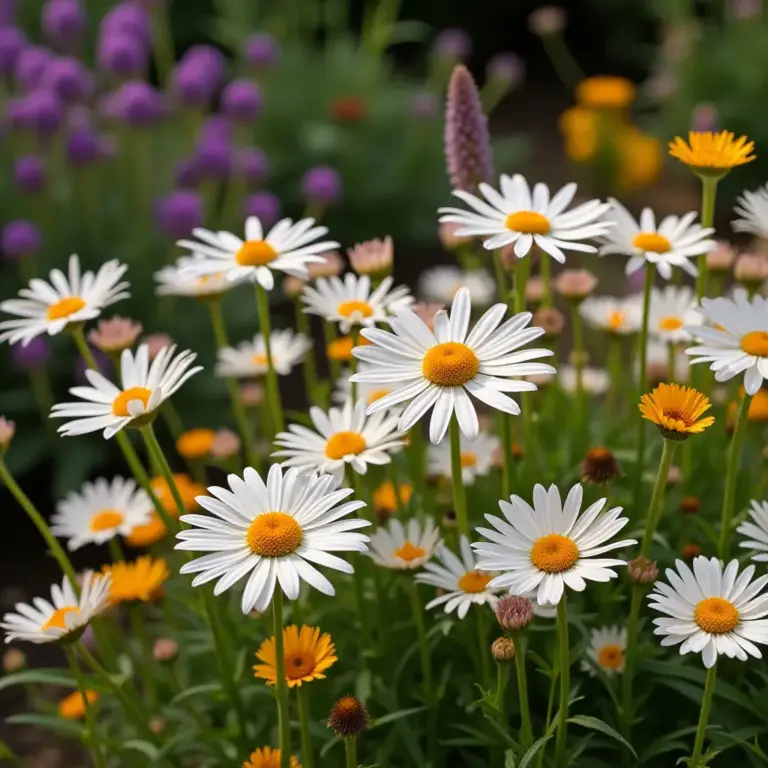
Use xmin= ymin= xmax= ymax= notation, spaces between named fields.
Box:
xmin=559 ymin=106 xmax=598 ymax=162
xmin=575 ymin=76 xmax=635 ymax=110
xmin=617 ymin=128 xmax=663 ymax=190
xmin=59 ymin=690 xmax=99 ymax=720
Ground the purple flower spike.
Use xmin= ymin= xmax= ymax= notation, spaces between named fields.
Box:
xmin=101 ymin=1 xmax=150 ymax=45
xmin=15 ymin=46 xmax=54 ymax=92
xmin=444 ymin=64 xmax=494 ymax=192
xmin=14 ymin=155 xmax=46 ymax=193
xmin=0 ymin=26 xmax=26 ymax=77
xmin=101 ymin=81 xmax=164 ymax=126
xmin=26 ymin=89 xmax=63 ymax=136
xmin=244 ymin=33 xmax=279 ymax=69
xmin=42 ymin=0 xmax=85 ymax=51
xmin=12 ymin=336 xmax=50 ymax=370
xmin=238 ymin=147 xmax=269 ymax=185
xmin=156 ymin=189 xmax=203 ymax=239
xmin=174 ymin=45 xmax=225 ymax=108
xmin=433 ymin=28 xmax=472 ymax=60
xmin=301 ymin=166 xmax=342 ymax=206
xmin=2 ymin=219 xmax=42 ymax=258
xmin=244 ymin=191 xmax=280 ymax=227
xmin=221 ymin=79 xmax=262 ymax=123
xmin=44 ymin=56 xmax=92 ymax=103
xmin=200 ymin=114 xmax=231 ymax=143
xmin=97 ymin=33 xmax=148 ymax=78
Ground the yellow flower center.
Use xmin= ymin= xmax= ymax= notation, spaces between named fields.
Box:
xmin=46 ymin=296 xmax=86 ymax=321
xmin=112 ymin=386 xmax=152 ymax=418
xmin=694 ymin=597 xmax=739 ymax=634
xmin=42 ymin=605 xmax=80 ymax=631
xmin=366 ymin=388 xmax=391 ymax=405
xmin=325 ymin=431 xmax=367 ymax=460
xmin=285 ymin=651 xmax=316 ymax=680
xmin=607 ymin=310 xmax=625 ymax=331
xmin=741 ymin=330 xmax=768 ymax=357
xmin=422 ymin=342 xmax=479 ymax=387
xmin=394 ymin=541 xmax=426 ymax=563
xmin=458 ymin=570 xmax=492 ymax=593
xmin=632 ymin=232 xmax=671 ymax=254
xmin=530 ymin=534 xmax=579 ymax=573
xmin=90 ymin=509 xmax=124 ymax=532
xmin=235 ymin=239 xmax=278 ymax=266
xmin=246 ymin=512 xmax=303 ymax=557
xmin=597 ymin=644 xmax=624 ymax=669
xmin=505 ymin=211 xmax=551 ymax=235
xmin=337 ymin=300 xmax=373 ymax=318
xmin=251 ymin=353 xmax=269 ymax=366
xmin=659 ymin=316 xmax=683 ymax=332
xmin=459 ymin=451 xmax=477 ymax=468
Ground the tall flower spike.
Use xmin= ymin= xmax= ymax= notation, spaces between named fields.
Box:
xmin=444 ymin=64 xmax=493 ymax=192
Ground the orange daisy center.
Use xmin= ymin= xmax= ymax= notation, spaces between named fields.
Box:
xmin=42 ymin=605 xmax=80 ymax=631
xmin=597 ymin=644 xmax=624 ymax=669
xmin=325 ymin=431 xmax=367 ymax=460
xmin=90 ymin=509 xmax=124 ymax=532
xmin=236 ymin=240 xmax=278 ymax=266
xmin=112 ymin=386 xmax=152 ymax=418
xmin=530 ymin=534 xmax=579 ymax=573
xmin=246 ymin=512 xmax=303 ymax=557
xmin=394 ymin=541 xmax=426 ymax=563
xmin=46 ymin=296 xmax=86 ymax=321
xmin=505 ymin=211 xmax=551 ymax=235
xmin=458 ymin=571 xmax=492 ymax=593
xmin=422 ymin=342 xmax=479 ymax=386
xmin=337 ymin=300 xmax=373 ymax=318
xmin=694 ymin=597 xmax=739 ymax=634
xmin=632 ymin=232 xmax=671 ymax=254
xmin=741 ymin=330 xmax=768 ymax=357
xmin=459 ymin=451 xmax=477 ymax=468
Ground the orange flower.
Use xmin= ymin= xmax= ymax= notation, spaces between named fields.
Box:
xmin=103 ymin=556 xmax=170 ymax=604
xmin=176 ymin=428 xmax=215 ymax=460
xmin=254 ymin=625 xmax=337 ymax=688
xmin=59 ymin=690 xmax=99 ymax=720
xmin=243 ymin=746 xmax=301 ymax=768
xmin=639 ymin=383 xmax=714 ymax=439
xmin=575 ymin=75 xmax=635 ymax=109
xmin=669 ymin=130 xmax=755 ymax=174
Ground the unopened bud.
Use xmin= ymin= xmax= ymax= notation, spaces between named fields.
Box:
xmin=3 ymin=648 xmax=26 ymax=673
xmin=0 ymin=416 xmax=16 ymax=454
xmin=495 ymin=595 xmax=534 ymax=632
xmin=152 ymin=637 xmax=179 ymax=663
xmin=491 ymin=636 xmax=515 ymax=662
xmin=627 ymin=555 xmax=659 ymax=585
xmin=681 ymin=495 xmax=700 ymax=515
xmin=533 ymin=307 xmax=565 ymax=338
xmin=149 ymin=717 xmax=166 ymax=735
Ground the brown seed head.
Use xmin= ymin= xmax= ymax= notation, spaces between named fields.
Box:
xmin=327 ymin=695 xmax=370 ymax=737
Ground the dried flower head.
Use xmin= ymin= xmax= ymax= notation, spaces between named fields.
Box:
xmin=152 ymin=637 xmax=179 ymax=663
xmin=491 ymin=636 xmax=516 ymax=662
xmin=143 ymin=333 xmax=173 ymax=360
xmin=438 ymin=221 xmax=472 ymax=251
xmin=239 ymin=382 xmax=264 ymax=408
xmin=0 ymin=416 xmax=16 ymax=452
xmin=580 ymin=447 xmax=622 ymax=484
xmin=348 ymin=236 xmax=393 ymax=277
xmin=555 ymin=269 xmax=598 ymax=301
xmin=706 ymin=241 xmax=736 ymax=272
xmin=327 ymin=695 xmax=370 ymax=737
xmin=495 ymin=594 xmax=534 ymax=632
xmin=210 ymin=428 xmax=241 ymax=459
xmin=87 ymin=316 xmax=142 ymax=353
xmin=308 ymin=251 xmax=344 ymax=279
xmin=533 ymin=307 xmax=565 ymax=338
xmin=682 ymin=543 xmax=702 ymax=559
xmin=627 ymin=555 xmax=659 ymax=585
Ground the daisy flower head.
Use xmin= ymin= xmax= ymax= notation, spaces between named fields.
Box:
xmin=733 ymin=183 xmax=768 ymax=239
xmin=368 ymin=517 xmax=441 ymax=571
xmin=427 ymin=431 xmax=500 ymax=485
xmin=418 ymin=266 xmax=495 ymax=307
xmin=0 ymin=254 xmax=129 ymax=346
xmin=559 ymin=365 xmax=609 ymax=395
xmin=176 ymin=465 xmax=370 ymax=614
xmin=579 ymin=295 xmax=642 ymax=335
xmin=51 ymin=477 xmax=153 ymax=551
xmin=177 ymin=215 xmax=339 ymax=291
xmin=438 ymin=174 xmax=613 ymax=263
xmin=302 ymin=273 xmax=413 ymax=333
xmin=253 ymin=624 xmax=337 ymax=688
xmin=669 ymin=131 xmax=755 ymax=176
xmin=154 ymin=254 xmax=246 ymax=298
xmin=649 ymin=556 xmax=768 ymax=668
xmin=472 ymin=483 xmax=636 ymax=606
xmin=272 ymin=399 xmax=405 ymax=482
xmin=648 ymin=286 xmax=701 ymax=345
xmin=50 ymin=343 xmax=202 ymax=439
xmin=737 ymin=500 xmax=768 ymax=562
xmin=332 ymin=366 xmax=403 ymax=413
xmin=639 ymin=383 xmax=714 ymax=440
xmin=599 ymin=199 xmax=715 ymax=280
xmin=243 ymin=747 xmax=301 ymax=768
xmin=351 ymin=287 xmax=556 ymax=444
xmin=2 ymin=572 xmax=111 ymax=645
xmin=215 ymin=329 xmax=311 ymax=379
xmin=416 ymin=536 xmax=501 ymax=619
xmin=581 ymin=625 xmax=627 ymax=676
xmin=103 ymin=556 xmax=170 ymax=605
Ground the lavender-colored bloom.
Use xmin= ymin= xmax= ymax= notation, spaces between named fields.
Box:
xmin=11 ymin=336 xmax=50 ymax=370
xmin=26 ymin=89 xmax=63 ymax=136
xmin=444 ymin=64 xmax=493 ymax=192
xmin=411 ymin=91 xmax=438 ymax=119
xmin=43 ymin=56 xmax=91 ymax=102
xmin=433 ymin=28 xmax=472 ymax=60
xmin=6 ymin=97 xmax=33 ymax=130
xmin=238 ymin=147 xmax=269 ymax=185
xmin=13 ymin=155 xmax=45 ymax=193
xmin=101 ymin=81 xmax=164 ymax=126
xmin=200 ymin=113 xmax=231 ymax=143
xmin=0 ymin=26 xmax=26 ymax=77
xmin=97 ymin=33 xmax=147 ymax=78
xmin=691 ymin=103 xmax=718 ymax=132
xmin=101 ymin=1 xmax=150 ymax=45
xmin=244 ymin=33 xmax=279 ymax=69
xmin=196 ymin=139 xmax=231 ymax=180
xmin=244 ymin=191 xmax=280 ymax=227
xmin=301 ymin=166 xmax=342 ymax=206
xmin=221 ymin=79 xmax=262 ymax=122
xmin=67 ymin=126 xmax=105 ymax=166
xmin=0 ymin=0 xmax=15 ymax=27
xmin=14 ymin=45 xmax=53 ymax=92
xmin=488 ymin=52 xmax=525 ymax=85
xmin=174 ymin=45 xmax=225 ymax=108
xmin=174 ymin=157 xmax=200 ymax=188
xmin=156 ymin=189 xmax=203 ymax=238
xmin=626 ymin=270 xmax=645 ymax=294
xmin=42 ymin=0 xmax=85 ymax=51
xmin=2 ymin=219 xmax=41 ymax=258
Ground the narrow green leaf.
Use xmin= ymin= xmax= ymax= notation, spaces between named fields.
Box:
xmin=519 ymin=735 xmax=553 ymax=768
xmin=370 ymin=706 xmax=427 ymax=728
xmin=504 ymin=749 xmax=517 ymax=768
xmin=567 ymin=714 xmax=637 ymax=758
xmin=0 ymin=668 xmax=103 ymax=692
xmin=5 ymin=713 xmax=86 ymax=738
xmin=169 ymin=682 xmax=222 ymax=706
xmin=121 ymin=740 xmax=160 ymax=760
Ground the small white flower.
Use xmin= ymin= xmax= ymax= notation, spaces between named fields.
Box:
xmin=177 ymin=216 xmax=339 ymax=291
xmin=581 ymin=626 xmax=627 ymax=676
xmin=154 ymin=254 xmax=246 ymax=298
xmin=579 ymin=295 xmax=642 ymax=335
xmin=648 ymin=286 xmax=701 ymax=344
xmin=427 ymin=431 xmax=499 ymax=485
xmin=649 ymin=556 xmax=768 ymax=669
xmin=215 ymin=329 xmax=311 ymax=379
xmin=416 ymin=536 xmax=501 ymax=619
xmin=558 ymin=366 xmax=610 ymax=395
xmin=1 ymin=572 xmax=111 ymax=644
xmin=419 ymin=266 xmax=496 ymax=307
xmin=367 ymin=517 xmax=441 ymax=570
xmin=737 ymin=500 xmax=768 ymax=562
xmin=733 ymin=183 xmax=768 ymax=239
xmin=51 ymin=477 xmax=153 ymax=551
xmin=50 ymin=343 xmax=202 ymax=439
xmin=332 ymin=367 xmax=403 ymax=413
xmin=0 ymin=255 xmax=129 ymax=346
xmin=439 ymin=175 xmax=612 ymax=263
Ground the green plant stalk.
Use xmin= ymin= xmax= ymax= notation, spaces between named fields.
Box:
xmin=344 ymin=736 xmax=358 ymax=768
xmin=620 ymin=587 xmax=644 ymax=741
xmin=293 ymin=296 xmax=319 ymax=401
xmin=514 ymin=259 xmax=534 ymax=468
xmin=297 ymin=685 xmax=315 ymax=768
xmin=607 ymin=334 xmax=622 ymax=408
xmin=493 ymin=249 xmax=510 ymax=308
xmin=64 ymin=646 xmax=106 ymax=768
xmin=640 ymin=439 xmax=678 ymax=557
xmin=149 ymin=3 xmax=175 ymax=88
xmin=541 ymin=32 xmax=584 ymax=91
xmin=160 ymin=401 xmax=184 ymax=441
xmin=29 ymin=368 xmax=53 ymax=424
xmin=554 ymin=597 xmax=570 ymax=768
xmin=409 ymin=580 xmax=438 ymax=764
xmin=513 ymin=634 xmax=534 ymax=750
xmin=273 ymin=589 xmax=293 ymax=768
xmin=475 ymin=611 xmax=491 ymax=690
xmin=129 ymin=605 xmax=157 ymax=709
xmin=718 ymin=394 xmax=751 ymax=559
xmin=571 ymin=301 xmax=585 ymax=434
xmin=540 ymin=253 xmax=552 ymax=308
xmin=449 ymin=419 xmax=469 ymax=536
xmin=667 ymin=343 xmax=677 ymax=383
xmin=493 ymin=252 xmax=515 ymax=498
xmin=689 ymin=664 xmax=717 ymax=766
xmin=255 ymin=283 xmax=285 ymax=435
xmin=633 ymin=264 xmax=654 ymax=509
xmin=350 ymin=328 xmax=360 ymax=402
xmin=695 ymin=176 xmax=719 ymax=302
xmin=323 ymin=321 xmax=341 ymax=382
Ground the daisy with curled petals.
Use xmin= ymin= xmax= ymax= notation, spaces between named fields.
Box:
xmin=176 ymin=465 xmax=370 ymax=614
xmin=416 ymin=536 xmax=501 ymax=619
xmin=599 ymin=199 xmax=715 ymax=280
xmin=639 ymin=383 xmax=714 ymax=439
xmin=648 ymin=286 xmax=700 ymax=345
xmin=427 ymin=431 xmax=499 ymax=485
xmin=649 ymin=556 xmax=768 ymax=668
xmin=438 ymin=174 xmax=613 ymax=262
xmin=579 ymin=295 xmax=641 ymax=336
xmin=177 ymin=215 xmax=339 ymax=291
xmin=1 ymin=572 xmax=111 ymax=645
xmin=737 ymin=500 xmax=768 ymax=562
xmin=50 ymin=343 xmax=202 ymax=439
xmin=350 ymin=287 xmax=555 ymax=444
xmin=302 ymin=274 xmax=413 ymax=333
xmin=668 ymin=131 xmax=755 ymax=176
xmin=215 ymin=330 xmax=311 ymax=379
xmin=154 ymin=254 xmax=246 ymax=298
xmin=0 ymin=254 xmax=129 ymax=346
xmin=253 ymin=625 xmax=337 ymax=688
xmin=51 ymin=477 xmax=152 ymax=551
xmin=472 ymin=483 xmax=636 ymax=606
xmin=733 ymin=183 xmax=768 ymax=239
xmin=243 ymin=746 xmax=300 ymax=768
xmin=272 ymin=398 xmax=405 ymax=481
xmin=332 ymin=365 xmax=403 ymax=413
xmin=367 ymin=517 xmax=441 ymax=571
xmin=581 ymin=626 xmax=627 ymax=676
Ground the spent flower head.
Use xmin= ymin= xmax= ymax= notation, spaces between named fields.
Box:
xmin=491 ymin=636 xmax=516 ymax=662
xmin=327 ymin=696 xmax=370 ymax=737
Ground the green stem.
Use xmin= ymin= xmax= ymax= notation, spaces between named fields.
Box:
xmin=633 ymin=264 xmax=655 ymax=509
xmin=607 ymin=334 xmax=622 ymax=408
xmin=500 ymin=413 xmax=513 ymax=500
xmin=255 ymin=283 xmax=285 ymax=435
xmin=554 ymin=598 xmax=570 ymax=768
xmin=689 ymin=664 xmax=717 ymax=766
xmin=542 ymin=32 xmax=584 ymax=91
xmin=476 ymin=612 xmax=491 ymax=690
xmin=161 ymin=401 xmax=184 ymax=441
xmin=344 ymin=736 xmax=358 ymax=768
xmin=409 ymin=580 xmax=438 ymax=764
xmin=493 ymin=249 xmax=510 ymax=309
xmin=140 ymin=426 xmax=183 ymax=532
xmin=620 ymin=588 xmax=643 ymax=741
xmin=667 ymin=343 xmax=677 ymax=383
xmin=514 ymin=255 xmax=530 ymax=314
xmin=150 ymin=3 xmax=176 ymax=89
xmin=571 ymin=301 xmax=585 ymax=433
xmin=297 ymin=685 xmax=315 ymax=768
xmin=29 ymin=368 xmax=53 ymax=424
xmin=513 ymin=634 xmax=534 ymax=750
xmin=696 ymin=177 xmax=719 ymax=302
xmin=294 ymin=296 xmax=319 ymax=402
xmin=273 ymin=589 xmax=293 ymax=768
xmin=129 ymin=605 xmax=157 ymax=709
xmin=64 ymin=647 xmax=106 ymax=768
xmin=640 ymin=439 xmax=678 ymax=557
xmin=540 ymin=252 xmax=552 ymax=308
xmin=322 ymin=321 xmax=340 ymax=382
xmin=449 ymin=419 xmax=469 ymax=536
xmin=350 ymin=328 xmax=360 ymax=402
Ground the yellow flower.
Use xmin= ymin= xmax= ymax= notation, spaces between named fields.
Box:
xmin=617 ymin=128 xmax=663 ymax=190
xmin=59 ymin=690 xmax=99 ymax=720
xmin=728 ymin=388 xmax=768 ymax=424
xmin=176 ymin=428 xmax=215 ymax=460
xmin=253 ymin=625 xmax=337 ymax=688
xmin=575 ymin=76 xmax=635 ymax=109
xmin=559 ymin=106 xmax=598 ymax=162
xmin=103 ymin=556 xmax=170 ymax=604
xmin=639 ymin=383 xmax=715 ymax=439
xmin=243 ymin=746 xmax=301 ymax=768
xmin=668 ymin=130 xmax=755 ymax=174
xmin=372 ymin=481 xmax=413 ymax=516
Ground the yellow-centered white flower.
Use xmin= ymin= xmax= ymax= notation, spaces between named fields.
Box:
xmin=332 ymin=366 xmax=404 ymax=413
xmin=579 ymin=295 xmax=641 ymax=335
xmin=367 ymin=517 xmax=441 ymax=571
xmin=733 ymin=183 xmax=768 ymax=239
xmin=737 ymin=500 xmax=768 ymax=562
xmin=419 ymin=266 xmax=496 ymax=307
xmin=581 ymin=625 xmax=627 ymax=676
xmin=428 ymin=431 xmax=499 ymax=485
xmin=215 ymin=329 xmax=311 ymax=378
xmin=648 ymin=286 xmax=701 ymax=345
xmin=154 ymin=254 xmax=246 ymax=298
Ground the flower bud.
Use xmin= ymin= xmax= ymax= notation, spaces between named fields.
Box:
xmin=495 ymin=595 xmax=534 ymax=632
xmin=533 ymin=307 xmax=565 ymax=339
xmin=2 ymin=647 xmax=26 ymax=673
xmin=0 ymin=416 xmax=16 ymax=454
xmin=681 ymin=495 xmax=700 ymax=515
xmin=491 ymin=636 xmax=515 ymax=662
xmin=627 ymin=555 xmax=659 ymax=585
xmin=152 ymin=637 xmax=179 ymax=663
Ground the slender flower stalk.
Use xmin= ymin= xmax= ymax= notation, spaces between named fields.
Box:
xmin=255 ymin=284 xmax=286 ymax=436
xmin=293 ymin=296 xmax=319 ymax=401
xmin=554 ymin=597 xmax=570 ymax=768
xmin=64 ymin=647 xmax=106 ymax=768
xmin=620 ymin=587 xmax=644 ymax=741
xmin=449 ymin=419 xmax=469 ymax=535
xmin=540 ymin=253 xmax=553 ymax=308
xmin=345 ymin=737 xmax=358 ymax=768
xmin=297 ymin=686 xmax=315 ymax=768
xmin=633 ymin=264 xmax=654 ymax=506
xmin=515 ymin=257 xmax=534 ymax=465
xmin=640 ymin=439 xmax=677 ymax=557
xmin=408 ymin=580 xmax=438 ymax=761
xmin=571 ymin=302 xmax=585 ymax=429
xmin=689 ymin=665 xmax=718 ymax=766
xmin=273 ymin=590 xmax=293 ymax=768
xmin=696 ymin=177 xmax=719 ymax=301
xmin=514 ymin=634 xmax=534 ymax=750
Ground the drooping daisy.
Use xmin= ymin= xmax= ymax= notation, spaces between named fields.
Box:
xmin=472 ymin=483 xmax=636 ymax=606
xmin=737 ymin=500 xmax=768 ymax=562
xmin=302 ymin=274 xmax=413 ymax=333
xmin=559 ymin=365 xmax=609 ymax=395
xmin=0 ymin=254 xmax=129 ymax=346
xmin=51 ymin=477 xmax=153 ymax=551
xmin=332 ymin=366 xmax=403 ymax=412
xmin=733 ymin=183 xmax=768 ymax=239
xmin=177 ymin=215 xmax=339 ymax=291
xmin=367 ymin=517 xmax=441 ymax=571
xmin=253 ymin=625 xmax=337 ymax=688
xmin=1 ymin=572 xmax=111 ymax=644
xmin=599 ymin=199 xmax=715 ymax=280
xmin=649 ymin=556 xmax=768 ymax=668
xmin=272 ymin=399 xmax=405 ymax=481
xmin=418 ymin=266 xmax=496 ymax=307
xmin=215 ymin=330 xmax=311 ymax=379
xmin=351 ymin=287 xmax=555 ymax=444
xmin=579 ymin=295 xmax=641 ymax=335
xmin=154 ymin=254 xmax=246 ymax=298
xmin=639 ymin=383 xmax=714 ymax=439
xmin=685 ymin=290 xmax=768 ymax=395
xmin=103 ymin=556 xmax=170 ymax=604
xmin=50 ymin=343 xmax=202 ymax=439
xmin=176 ymin=465 xmax=370 ymax=614
xmin=648 ymin=286 xmax=700 ymax=345
xmin=669 ymin=130 xmax=755 ymax=175
xmin=581 ymin=625 xmax=627 ymax=676
xmin=427 ymin=431 xmax=500 ymax=485
xmin=438 ymin=174 xmax=613 ymax=262
xmin=416 ymin=536 xmax=501 ymax=619
xmin=243 ymin=747 xmax=301 ymax=768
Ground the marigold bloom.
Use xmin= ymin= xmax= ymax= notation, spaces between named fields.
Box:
xmin=59 ymin=689 xmax=98 ymax=719
xmin=372 ymin=481 xmax=413 ymax=519
xmin=639 ymin=383 xmax=714 ymax=440
xmin=669 ymin=130 xmax=755 ymax=174
xmin=575 ymin=76 xmax=635 ymax=109
xmin=103 ymin=556 xmax=170 ymax=604
xmin=254 ymin=625 xmax=337 ymax=688
xmin=176 ymin=428 xmax=216 ymax=460
xmin=243 ymin=746 xmax=301 ymax=768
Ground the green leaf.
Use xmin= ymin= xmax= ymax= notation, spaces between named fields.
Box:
xmin=567 ymin=714 xmax=637 ymax=758
xmin=0 ymin=668 xmax=103 ymax=692
xmin=121 ymin=740 xmax=160 ymax=760
xmin=5 ymin=713 xmax=86 ymax=738
xmin=169 ymin=682 xmax=222 ymax=706
xmin=504 ymin=749 xmax=517 ymax=768
xmin=370 ymin=706 xmax=427 ymax=728
xmin=519 ymin=735 xmax=554 ymax=768
xmin=0 ymin=738 xmax=22 ymax=766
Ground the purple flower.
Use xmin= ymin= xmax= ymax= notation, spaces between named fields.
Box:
xmin=488 ymin=52 xmax=525 ymax=85
xmin=97 ymin=33 xmax=148 ymax=78
xmin=200 ymin=113 xmax=231 ymax=143
xmin=238 ymin=147 xmax=269 ymax=185
xmin=244 ymin=191 xmax=280 ymax=227
xmin=7 ymin=97 xmax=33 ymax=130
xmin=196 ymin=139 xmax=231 ymax=180
xmin=0 ymin=26 xmax=26 ymax=77
xmin=691 ymin=103 xmax=718 ymax=133
xmin=67 ymin=126 xmax=106 ymax=166
xmin=174 ymin=45 xmax=225 ymax=108
xmin=101 ymin=1 xmax=150 ymax=45
xmin=0 ymin=0 xmax=15 ymax=27
xmin=43 ymin=56 xmax=91 ymax=103
xmin=174 ymin=157 xmax=200 ymax=188
xmin=2 ymin=219 xmax=41 ymax=258
xmin=11 ymin=336 xmax=50 ymax=370
xmin=101 ymin=81 xmax=164 ymax=126
xmin=221 ymin=79 xmax=262 ymax=122
xmin=243 ymin=33 xmax=279 ymax=69
xmin=156 ymin=189 xmax=203 ymax=238
xmin=25 ymin=89 xmax=63 ymax=136
xmin=14 ymin=45 xmax=53 ymax=92
xmin=42 ymin=0 xmax=85 ymax=51
xmin=626 ymin=270 xmax=645 ymax=294
xmin=13 ymin=154 xmax=45 ymax=193
xmin=411 ymin=91 xmax=438 ymax=119
xmin=444 ymin=64 xmax=493 ymax=192
xmin=433 ymin=28 xmax=472 ymax=60
xmin=301 ymin=166 xmax=342 ymax=206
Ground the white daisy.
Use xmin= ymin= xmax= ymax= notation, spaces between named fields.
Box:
xmin=733 ymin=183 xmax=768 ymax=239
xmin=472 ymin=483 xmax=636 ymax=606
xmin=272 ymin=398 xmax=405 ymax=482
xmin=367 ymin=517 xmax=441 ymax=571
xmin=684 ymin=289 xmax=768 ymax=395
xmin=416 ymin=536 xmax=501 ymax=619
xmin=51 ymin=477 xmax=153 ymax=551
xmin=418 ymin=266 xmax=496 ymax=307
xmin=581 ymin=626 xmax=627 ymax=676
xmin=648 ymin=286 xmax=701 ymax=345
xmin=649 ymin=556 xmax=768 ymax=669
xmin=176 ymin=465 xmax=370 ymax=614
xmin=0 ymin=254 xmax=129 ymax=346
xmin=215 ymin=329 xmax=312 ymax=379
xmin=154 ymin=254 xmax=246 ymax=298
xmin=559 ymin=365 xmax=610 ymax=395
xmin=50 ymin=343 xmax=202 ymax=439
xmin=302 ymin=274 xmax=413 ymax=333
xmin=438 ymin=175 xmax=612 ymax=262
xmin=579 ymin=295 xmax=641 ymax=335
xmin=599 ymin=199 xmax=715 ymax=281
xmin=350 ymin=287 xmax=555 ymax=444
xmin=737 ymin=500 xmax=768 ymax=562
xmin=332 ymin=366 xmax=404 ymax=413
xmin=427 ymin=431 xmax=500 ymax=485
xmin=177 ymin=215 xmax=339 ymax=291
xmin=1 ymin=572 xmax=111 ymax=645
